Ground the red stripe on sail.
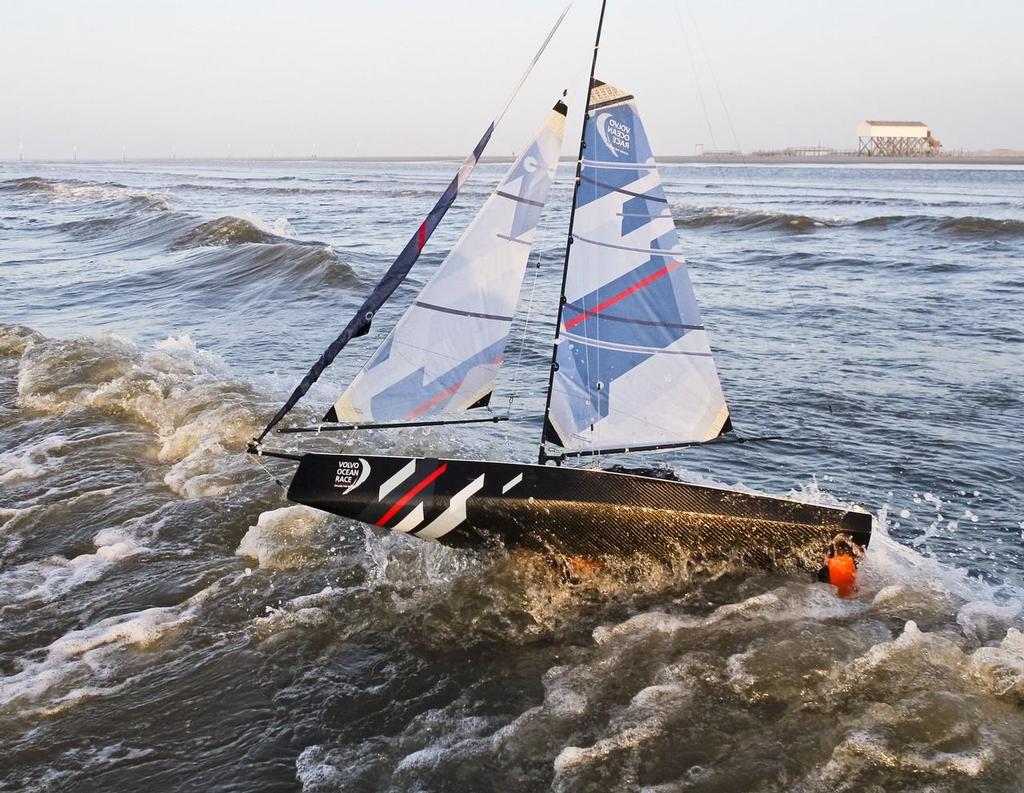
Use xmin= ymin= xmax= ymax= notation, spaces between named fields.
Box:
xmin=563 ymin=261 xmax=682 ymax=331
xmin=403 ymin=356 xmax=503 ymax=421
xmin=376 ymin=463 xmax=448 ymax=527
xmin=417 ymin=222 xmax=427 ymax=251
xmin=404 ymin=381 xmax=463 ymax=421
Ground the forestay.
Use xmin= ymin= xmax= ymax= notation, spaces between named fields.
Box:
xmin=544 ymin=80 xmax=730 ymax=452
xmin=328 ymin=102 xmax=567 ymax=423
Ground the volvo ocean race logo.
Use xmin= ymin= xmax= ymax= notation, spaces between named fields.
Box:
xmin=596 ymin=112 xmax=631 ymax=158
xmin=335 ymin=458 xmax=370 ymax=493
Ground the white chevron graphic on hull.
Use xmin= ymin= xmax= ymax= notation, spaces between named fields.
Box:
xmin=379 ymin=459 xmax=416 ymax=500
xmin=502 ymin=473 xmax=523 ymax=494
xmin=391 ymin=502 xmax=425 ymax=533
xmin=416 ymin=475 xmax=485 ymax=540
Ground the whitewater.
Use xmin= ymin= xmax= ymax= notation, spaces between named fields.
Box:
xmin=1 ymin=159 xmax=1022 ymax=792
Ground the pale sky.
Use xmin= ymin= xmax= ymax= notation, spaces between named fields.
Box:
xmin=2 ymin=0 xmax=1022 ymax=160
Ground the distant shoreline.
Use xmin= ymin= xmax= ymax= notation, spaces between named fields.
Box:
xmin=5 ymin=155 xmax=1024 ymax=166
xmin=657 ymin=154 xmax=1024 ymax=166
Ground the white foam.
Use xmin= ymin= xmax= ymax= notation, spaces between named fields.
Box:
xmin=0 ymin=434 xmax=68 ymax=484
xmin=0 ymin=599 xmax=196 ymax=715
xmin=14 ymin=331 xmax=261 ymax=498
xmin=46 ymin=180 xmax=170 ymax=210
xmin=956 ymin=600 xmax=1022 ymax=644
xmin=0 ymin=526 xmax=151 ymax=604
xmin=236 ymin=506 xmax=328 ymax=569
xmin=250 ymin=586 xmax=344 ymax=638
xmin=969 ymin=628 xmax=1024 ymax=703
xmin=296 ymin=745 xmax=347 ymax=790
xmin=250 ymin=213 xmax=298 ymax=239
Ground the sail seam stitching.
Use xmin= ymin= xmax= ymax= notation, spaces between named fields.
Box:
xmin=572 ymin=234 xmax=687 ymax=257
xmin=579 ymin=175 xmax=668 ymax=202
xmin=412 ymin=300 xmax=514 ymax=322
xmin=495 ymin=190 xmax=545 ymax=207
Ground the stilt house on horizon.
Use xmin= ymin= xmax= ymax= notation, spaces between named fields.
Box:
xmin=857 ymin=121 xmax=942 ymax=156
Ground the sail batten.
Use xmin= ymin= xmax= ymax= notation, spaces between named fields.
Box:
xmin=543 ymin=80 xmax=731 ymax=453
xmin=329 ymin=103 xmax=567 ymax=423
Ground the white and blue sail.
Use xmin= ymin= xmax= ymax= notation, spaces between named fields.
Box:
xmin=328 ymin=102 xmax=567 ymax=423
xmin=544 ymin=80 xmax=730 ymax=452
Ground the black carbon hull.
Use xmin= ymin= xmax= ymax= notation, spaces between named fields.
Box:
xmin=285 ymin=453 xmax=872 ymax=568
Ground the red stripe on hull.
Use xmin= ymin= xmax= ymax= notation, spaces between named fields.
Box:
xmin=375 ymin=463 xmax=447 ymax=527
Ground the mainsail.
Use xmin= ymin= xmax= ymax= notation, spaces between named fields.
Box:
xmin=327 ymin=102 xmax=567 ymax=422
xmin=543 ymin=80 xmax=730 ymax=453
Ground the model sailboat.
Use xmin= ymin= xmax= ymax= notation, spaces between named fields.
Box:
xmin=248 ymin=1 xmax=871 ymax=566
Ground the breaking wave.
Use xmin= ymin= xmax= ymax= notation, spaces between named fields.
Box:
xmin=294 ymin=522 xmax=1024 ymax=793
xmin=3 ymin=324 xmax=266 ymax=499
xmin=174 ymin=216 xmax=308 ymax=248
xmin=674 ymin=204 xmax=1024 ymax=238
xmin=674 ymin=206 xmax=836 ymax=232
xmin=0 ymin=176 xmax=170 ymax=211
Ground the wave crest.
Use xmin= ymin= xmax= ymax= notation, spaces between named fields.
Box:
xmin=174 ymin=216 xmax=297 ymax=248
xmin=674 ymin=206 xmax=833 ymax=232
xmin=0 ymin=176 xmax=169 ymax=211
xmin=9 ymin=327 xmax=263 ymax=498
xmin=673 ymin=204 xmax=1024 ymax=238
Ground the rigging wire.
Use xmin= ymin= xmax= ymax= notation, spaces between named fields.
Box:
xmin=673 ymin=1 xmax=834 ymax=441
xmin=247 ymin=452 xmax=289 ymax=493
xmin=507 ymin=246 xmax=547 ymax=417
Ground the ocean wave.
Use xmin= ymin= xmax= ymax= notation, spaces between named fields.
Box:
xmin=7 ymin=327 xmax=263 ymax=498
xmin=297 ymin=528 xmax=1024 ymax=792
xmin=938 ymin=216 xmax=1024 ymax=236
xmin=51 ymin=210 xmax=194 ymax=248
xmin=177 ymin=241 xmax=360 ymax=292
xmin=0 ymin=176 xmax=170 ymax=211
xmin=173 ymin=216 xmax=306 ymax=248
xmin=674 ymin=206 xmax=833 ymax=232
xmin=170 ymin=182 xmax=384 ymax=197
xmin=236 ymin=505 xmax=329 ymax=570
xmin=0 ymin=325 xmax=45 ymax=357
xmin=852 ymin=214 xmax=1024 ymax=237
xmin=0 ymin=176 xmax=54 ymax=193
xmin=0 ymin=583 xmax=217 ymax=716
xmin=388 ymin=187 xmax=449 ymax=199
xmin=673 ymin=204 xmax=1024 ymax=238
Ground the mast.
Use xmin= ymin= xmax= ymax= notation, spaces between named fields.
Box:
xmin=538 ymin=0 xmax=608 ymax=464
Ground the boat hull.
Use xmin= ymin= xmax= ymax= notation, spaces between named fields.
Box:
xmin=286 ymin=453 xmax=872 ymax=568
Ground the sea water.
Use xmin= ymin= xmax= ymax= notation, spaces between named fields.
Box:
xmin=1 ymin=160 xmax=1022 ymax=791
